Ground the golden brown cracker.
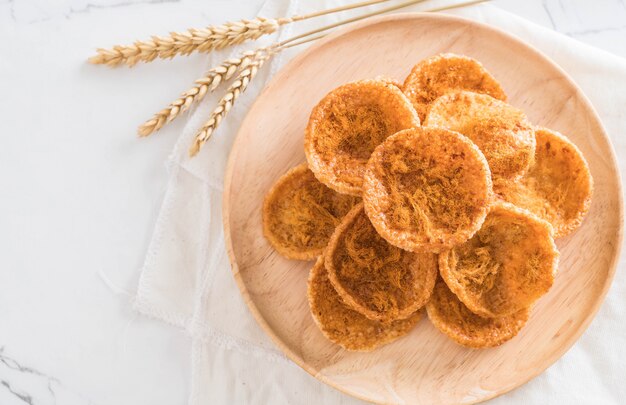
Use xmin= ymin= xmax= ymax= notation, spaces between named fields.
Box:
xmin=308 ymin=256 xmax=422 ymax=351
xmin=305 ymin=79 xmax=420 ymax=195
xmin=325 ymin=203 xmax=438 ymax=322
xmin=263 ymin=163 xmax=359 ymax=260
xmin=402 ymin=53 xmax=506 ymax=121
xmin=425 ymin=90 xmax=535 ymax=181
xmin=363 ymin=127 xmax=493 ymax=253
xmin=439 ymin=202 xmax=559 ymax=318
xmin=495 ymin=128 xmax=593 ymax=238
xmin=426 ymin=280 xmax=528 ymax=348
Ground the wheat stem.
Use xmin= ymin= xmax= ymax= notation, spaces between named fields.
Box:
xmin=278 ymin=0 xmax=429 ymax=47
xmin=281 ymin=34 xmax=328 ymax=49
xmin=291 ymin=0 xmax=391 ymax=21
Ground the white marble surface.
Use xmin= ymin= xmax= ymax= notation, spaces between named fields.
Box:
xmin=1 ymin=0 xmax=625 ymax=404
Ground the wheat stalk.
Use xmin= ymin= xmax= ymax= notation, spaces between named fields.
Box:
xmin=89 ymin=17 xmax=289 ymax=67
xmin=88 ymin=0 xmax=391 ymax=67
xmin=188 ymin=47 xmax=277 ymax=156
xmin=138 ymin=49 xmax=264 ymax=136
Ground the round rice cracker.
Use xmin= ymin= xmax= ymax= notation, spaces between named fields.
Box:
xmin=426 ymin=280 xmax=529 ymax=348
xmin=304 ymin=79 xmax=420 ymax=196
xmin=439 ymin=202 xmax=559 ymax=318
xmin=402 ymin=53 xmax=507 ymax=121
xmin=263 ymin=163 xmax=359 ymax=260
xmin=325 ymin=203 xmax=438 ymax=323
xmin=308 ymin=256 xmax=422 ymax=352
xmin=425 ymin=90 xmax=535 ymax=181
xmin=495 ymin=128 xmax=593 ymax=238
xmin=363 ymin=127 xmax=493 ymax=253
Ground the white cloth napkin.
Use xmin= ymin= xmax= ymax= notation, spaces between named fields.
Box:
xmin=134 ymin=1 xmax=626 ymax=403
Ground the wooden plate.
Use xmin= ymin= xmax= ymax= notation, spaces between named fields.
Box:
xmin=223 ymin=13 xmax=623 ymax=404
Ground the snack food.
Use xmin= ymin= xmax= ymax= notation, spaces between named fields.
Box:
xmin=305 ymin=79 xmax=420 ymax=195
xmin=495 ymin=128 xmax=593 ymax=238
xmin=363 ymin=127 xmax=493 ymax=253
xmin=260 ymin=53 xmax=593 ymax=351
xmin=426 ymin=280 xmax=528 ymax=348
xmin=402 ymin=53 xmax=507 ymax=121
xmin=439 ymin=202 xmax=559 ymax=318
xmin=425 ymin=90 xmax=535 ymax=181
xmin=325 ymin=204 xmax=438 ymax=322
xmin=308 ymin=256 xmax=422 ymax=351
xmin=263 ymin=163 xmax=359 ymax=260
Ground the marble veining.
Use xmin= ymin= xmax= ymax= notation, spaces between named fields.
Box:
xmin=0 ymin=347 xmax=94 ymax=405
xmin=5 ymin=0 xmax=180 ymax=23
xmin=66 ymin=0 xmax=182 ymax=18
xmin=542 ymin=0 xmax=558 ymax=30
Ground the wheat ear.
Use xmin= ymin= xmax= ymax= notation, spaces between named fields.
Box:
xmin=188 ymin=47 xmax=276 ymax=157
xmin=89 ymin=0 xmax=392 ymax=67
xmin=138 ymin=49 xmax=263 ymax=136
xmin=89 ymin=17 xmax=290 ymax=67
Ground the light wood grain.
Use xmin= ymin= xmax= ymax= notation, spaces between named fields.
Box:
xmin=222 ymin=13 xmax=623 ymax=405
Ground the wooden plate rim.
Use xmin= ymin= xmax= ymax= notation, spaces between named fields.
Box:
xmin=222 ymin=11 xmax=624 ymax=404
